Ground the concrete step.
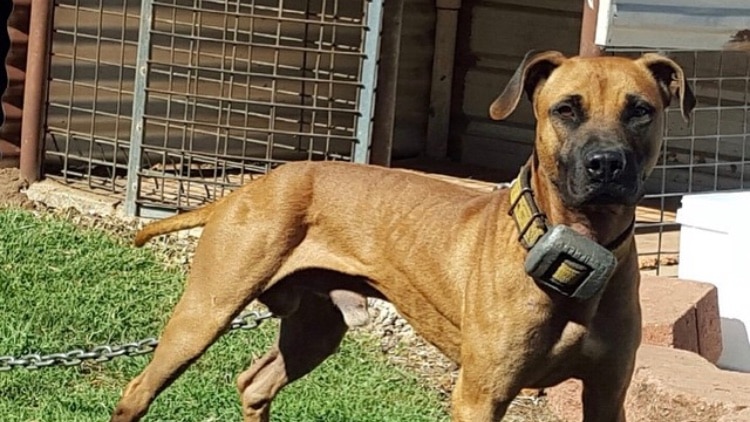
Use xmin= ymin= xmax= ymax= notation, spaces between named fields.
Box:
xmin=547 ymin=345 xmax=750 ymax=422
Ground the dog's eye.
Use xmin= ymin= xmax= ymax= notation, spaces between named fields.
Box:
xmin=628 ymin=102 xmax=655 ymax=123
xmin=632 ymin=105 xmax=652 ymax=118
xmin=553 ymin=104 xmax=576 ymax=120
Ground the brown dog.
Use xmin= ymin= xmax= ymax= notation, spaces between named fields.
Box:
xmin=110 ymin=51 xmax=694 ymax=422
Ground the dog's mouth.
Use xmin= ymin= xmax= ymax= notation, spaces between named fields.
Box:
xmin=571 ymin=180 xmax=643 ymax=206
xmin=557 ymin=159 xmax=643 ymax=207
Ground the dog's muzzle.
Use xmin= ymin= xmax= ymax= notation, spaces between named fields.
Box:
xmin=507 ymin=165 xmax=633 ymax=301
xmin=565 ymin=146 xmax=640 ymax=206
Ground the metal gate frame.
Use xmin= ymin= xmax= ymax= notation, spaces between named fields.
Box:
xmin=124 ymin=0 xmax=383 ymax=217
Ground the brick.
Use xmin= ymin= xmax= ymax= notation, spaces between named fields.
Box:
xmin=546 ymin=345 xmax=750 ymax=422
xmin=695 ymin=286 xmax=722 ymax=363
xmin=640 ymin=275 xmax=722 ymax=362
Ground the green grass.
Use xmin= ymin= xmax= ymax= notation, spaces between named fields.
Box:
xmin=0 ymin=209 xmax=448 ymax=422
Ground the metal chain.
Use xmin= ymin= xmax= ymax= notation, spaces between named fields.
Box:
xmin=0 ymin=310 xmax=274 ymax=372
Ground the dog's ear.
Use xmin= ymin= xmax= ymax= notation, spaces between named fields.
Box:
xmin=489 ymin=50 xmax=566 ymax=121
xmin=638 ymin=53 xmax=696 ymax=122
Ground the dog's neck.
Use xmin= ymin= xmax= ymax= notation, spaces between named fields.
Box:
xmin=528 ymin=164 xmax=636 ymax=248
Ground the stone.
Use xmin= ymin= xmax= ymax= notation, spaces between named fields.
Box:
xmin=25 ymin=178 xmax=121 ymax=216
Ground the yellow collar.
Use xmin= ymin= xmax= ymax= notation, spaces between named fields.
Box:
xmin=507 ymin=165 xmax=634 ymax=299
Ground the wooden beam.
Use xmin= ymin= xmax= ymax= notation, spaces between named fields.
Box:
xmin=425 ymin=0 xmax=461 ymax=159
xmin=370 ymin=0 xmax=405 ymax=167
xmin=579 ymin=0 xmax=602 ymax=57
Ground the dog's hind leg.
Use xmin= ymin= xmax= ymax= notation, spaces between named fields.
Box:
xmin=110 ymin=217 xmax=302 ymax=422
xmin=110 ymin=275 xmax=255 ymax=421
xmin=237 ymin=291 xmax=348 ymax=422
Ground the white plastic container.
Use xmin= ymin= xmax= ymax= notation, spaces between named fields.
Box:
xmin=676 ymin=192 xmax=750 ymax=372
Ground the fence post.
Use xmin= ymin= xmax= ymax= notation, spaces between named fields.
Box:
xmin=124 ymin=0 xmax=154 ymax=217
xmin=20 ymin=0 xmax=53 ymax=183
xmin=353 ymin=0 xmax=385 ymax=165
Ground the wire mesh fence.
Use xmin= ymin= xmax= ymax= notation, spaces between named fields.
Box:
xmin=46 ymin=0 xmax=140 ymax=193
xmin=45 ymin=0 xmax=382 ymax=217
xmin=610 ymin=49 xmax=750 ymax=275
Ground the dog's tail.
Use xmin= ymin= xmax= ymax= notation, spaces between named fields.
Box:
xmin=134 ymin=200 xmax=222 ymax=247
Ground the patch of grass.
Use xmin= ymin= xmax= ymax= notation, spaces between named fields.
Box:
xmin=0 ymin=209 xmax=448 ymax=421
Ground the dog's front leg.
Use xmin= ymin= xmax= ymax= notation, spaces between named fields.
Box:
xmin=580 ymin=352 xmax=637 ymax=422
xmin=451 ymin=367 xmax=517 ymax=421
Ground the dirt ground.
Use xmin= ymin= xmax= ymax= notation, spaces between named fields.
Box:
xmin=0 ymin=168 xmax=32 ymax=208
xmin=0 ymin=167 xmax=562 ymax=421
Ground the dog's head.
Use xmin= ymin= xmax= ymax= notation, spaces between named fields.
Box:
xmin=490 ymin=51 xmax=695 ymax=208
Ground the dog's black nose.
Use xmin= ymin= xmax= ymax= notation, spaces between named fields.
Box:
xmin=584 ymin=149 xmax=626 ymax=183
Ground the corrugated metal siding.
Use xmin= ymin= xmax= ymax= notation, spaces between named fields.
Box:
xmin=452 ymin=0 xmax=582 ymax=171
xmin=597 ymin=0 xmax=750 ymax=51
xmin=0 ymin=0 xmax=28 ymax=168
xmin=391 ymin=0 xmax=435 ymax=159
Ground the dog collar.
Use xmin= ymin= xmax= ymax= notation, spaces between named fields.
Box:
xmin=507 ymin=165 xmax=634 ymax=300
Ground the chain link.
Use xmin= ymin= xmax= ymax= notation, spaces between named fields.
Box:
xmin=0 ymin=310 xmax=274 ymax=372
